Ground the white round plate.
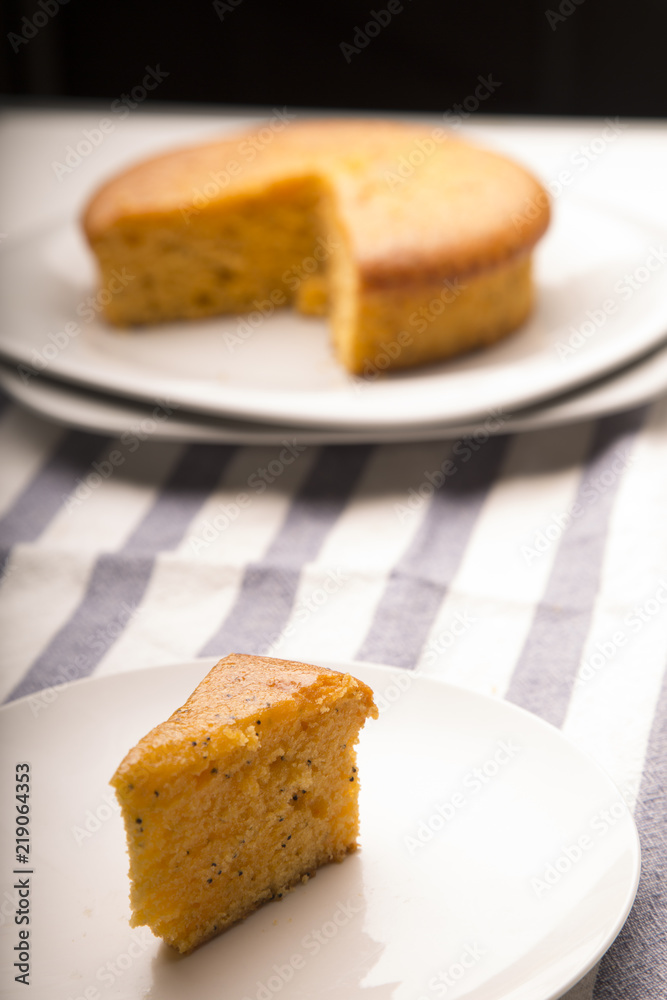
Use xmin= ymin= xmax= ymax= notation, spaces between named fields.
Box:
xmin=0 ymin=659 xmax=639 ymax=1000
xmin=0 ymin=192 xmax=666 ymax=429
xmin=2 ymin=333 xmax=667 ymax=445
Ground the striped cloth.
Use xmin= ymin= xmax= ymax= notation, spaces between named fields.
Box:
xmin=1 ymin=389 xmax=666 ymax=998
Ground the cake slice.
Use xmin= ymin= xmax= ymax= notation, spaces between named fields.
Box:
xmin=110 ymin=654 xmax=378 ymax=953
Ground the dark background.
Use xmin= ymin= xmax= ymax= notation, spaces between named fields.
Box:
xmin=1 ymin=0 xmax=666 ymax=118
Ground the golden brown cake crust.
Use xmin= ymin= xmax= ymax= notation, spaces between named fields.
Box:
xmin=111 ymin=653 xmax=377 ymax=786
xmin=83 ymin=119 xmax=549 ymax=285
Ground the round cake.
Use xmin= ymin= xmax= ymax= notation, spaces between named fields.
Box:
xmin=83 ymin=118 xmax=550 ymax=375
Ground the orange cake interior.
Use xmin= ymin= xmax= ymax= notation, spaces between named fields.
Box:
xmin=110 ymin=654 xmax=378 ymax=954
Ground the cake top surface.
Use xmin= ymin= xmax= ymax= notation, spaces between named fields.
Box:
xmin=111 ymin=654 xmax=377 ymax=786
xmin=84 ymin=118 xmax=550 ymax=281
xmin=176 ymin=653 xmax=373 ymax=723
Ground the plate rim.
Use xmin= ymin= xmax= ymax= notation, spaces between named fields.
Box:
xmin=1 ymin=197 xmax=667 ymax=430
xmin=1 ymin=656 xmax=641 ymax=1000
xmin=2 ymin=335 xmax=667 ymax=445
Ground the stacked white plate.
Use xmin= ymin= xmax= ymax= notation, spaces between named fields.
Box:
xmin=1 ymin=118 xmax=666 ymax=443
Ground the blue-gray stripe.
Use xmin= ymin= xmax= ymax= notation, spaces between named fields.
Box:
xmin=505 ymin=406 xmax=648 ymax=728
xmin=0 ymin=430 xmax=110 ymax=577
xmin=594 ymin=656 xmax=667 ymax=997
xmin=199 ymin=444 xmax=374 ymax=657
xmin=357 ymin=434 xmax=508 ymax=668
xmin=7 ymin=444 xmax=236 ymax=701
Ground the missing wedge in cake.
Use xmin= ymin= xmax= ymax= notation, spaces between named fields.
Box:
xmin=83 ymin=118 xmax=550 ymax=375
xmin=110 ymin=654 xmax=378 ymax=954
